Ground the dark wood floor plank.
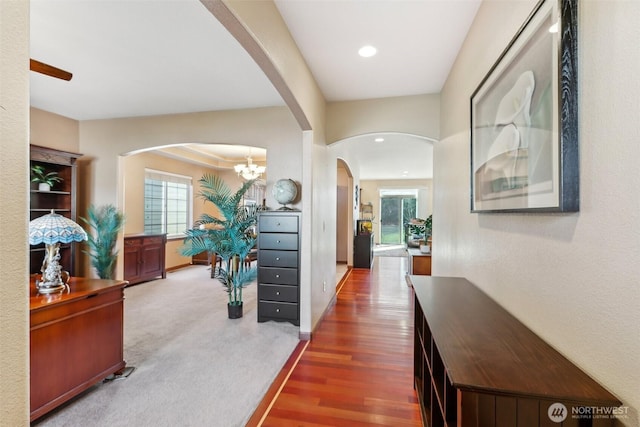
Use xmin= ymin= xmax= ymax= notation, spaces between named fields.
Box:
xmin=249 ymin=257 xmax=421 ymax=427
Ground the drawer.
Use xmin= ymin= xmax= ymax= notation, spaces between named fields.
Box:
xmin=259 ymin=233 xmax=298 ymax=250
xmin=31 ymin=288 xmax=123 ymax=328
xmin=259 ymin=215 xmax=298 ymax=233
xmin=142 ymin=236 xmax=164 ymax=245
xmin=124 ymin=238 xmax=142 ymax=246
xmin=259 ymin=250 xmax=298 ymax=268
xmin=259 ymin=267 xmax=298 ymax=285
xmin=258 ymin=301 xmax=298 ymax=320
xmin=259 ymin=284 xmax=298 ymax=302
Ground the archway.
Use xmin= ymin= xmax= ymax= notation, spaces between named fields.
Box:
xmin=115 ymin=143 xmax=267 ymax=275
xmin=336 ymin=159 xmax=354 ymax=278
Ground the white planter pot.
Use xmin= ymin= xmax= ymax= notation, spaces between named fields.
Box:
xmin=38 ymin=183 xmax=51 ymax=192
xmin=419 ymin=244 xmax=430 ymax=254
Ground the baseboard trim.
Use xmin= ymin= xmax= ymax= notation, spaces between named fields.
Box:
xmin=336 ymin=266 xmax=353 ymax=294
xmin=245 ymin=339 xmax=310 ymax=427
xmin=299 ymin=266 xmax=352 ymax=341
xmin=165 ymin=263 xmax=193 ymax=273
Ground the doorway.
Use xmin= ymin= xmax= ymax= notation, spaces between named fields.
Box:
xmin=379 ymin=190 xmax=418 ymax=245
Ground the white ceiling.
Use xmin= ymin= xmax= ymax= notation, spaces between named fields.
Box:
xmin=274 ymin=0 xmax=480 ymax=102
xmin=29 ymin=0 xmax=481 ymax=180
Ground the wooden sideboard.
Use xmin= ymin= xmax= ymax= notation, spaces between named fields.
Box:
xmin=410 ymin=276 xmax=621 ymax=427
xmin=30 ymin=277 xmax=127 ymax=421
xmin=124 ymin=233 xmax=166 ymax=285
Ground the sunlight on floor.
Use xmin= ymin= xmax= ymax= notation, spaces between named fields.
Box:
xmin=373 ymin=243 xmax=406 ymax=253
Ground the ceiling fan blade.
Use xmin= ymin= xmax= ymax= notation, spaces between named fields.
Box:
xmin=30 ymin=59 xmax=73 ymax=81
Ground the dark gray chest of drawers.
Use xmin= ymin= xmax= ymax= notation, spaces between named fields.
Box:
xmin=257 ymin=211 xmax=301 ymax=326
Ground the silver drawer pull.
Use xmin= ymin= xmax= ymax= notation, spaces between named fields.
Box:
xmin=275 ymin=274 xmax=280 ymax=278
xmin=276 ymin=257 xmax=280 ymax=261
xmin=276 ymin=291 xmax=280 ymax=295
xmin=277 ymin=240 xmax=281 ymax=243
xmin=276 ymin=308 xmax=280 ymax=312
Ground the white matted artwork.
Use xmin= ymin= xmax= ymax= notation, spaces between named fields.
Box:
xmin=470 ymin=0 xmax=579 ymax=213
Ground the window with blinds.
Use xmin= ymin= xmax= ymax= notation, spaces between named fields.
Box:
xmin=144 ymin=169 xmax=192 ymax=238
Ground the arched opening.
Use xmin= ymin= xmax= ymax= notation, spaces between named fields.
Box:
xmin=118 ymin=143 xmax=267 ymax=274
xmin=336 ymin=158 xmax=353 ymax=285
xmin=329 ymin=132 xmax=434 ymax=263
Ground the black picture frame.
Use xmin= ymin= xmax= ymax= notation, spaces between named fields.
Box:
xmin=470 ymin=0 xmax=578 ymax=213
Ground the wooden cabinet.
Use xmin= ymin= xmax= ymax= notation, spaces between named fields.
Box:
xmin=407 ymin=248 xmax=431 ymax=275
xmin=410 ymin=276 xmax=621 ymax=427
xmin=354 ymin=233 xmax=374 ymax=268
xmin=30 ymin=277 xmax=126 ymax=421
xmin=257 ymin=211 xmax=300 ymax=326
xmin=124 ymin=234 xmax=167 ymax=285
xmin=29 ymin=145 xmax=82 ymax=276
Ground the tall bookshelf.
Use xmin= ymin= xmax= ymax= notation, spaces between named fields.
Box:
xmin=29 ymin=145 xmax=82 ymax=276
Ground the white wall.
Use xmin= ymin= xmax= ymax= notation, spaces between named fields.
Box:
xmin=436 ymin=1 xmax=640 ymax=424
xmin=78 ymin=107 xmax=303 ymax=274
xmin=0 ymin=1 xmax=30 ymax=424
xmin=327 ymin=94 xmax=440 ymax=142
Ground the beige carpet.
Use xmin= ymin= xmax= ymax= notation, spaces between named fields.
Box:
xmin=32 ymin=265 xmax=300 ymax=427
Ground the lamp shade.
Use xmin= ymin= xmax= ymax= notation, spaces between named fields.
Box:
xmin=29 ymin=210 xmax=88 ymax=245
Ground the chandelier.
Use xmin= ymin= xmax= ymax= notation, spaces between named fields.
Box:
xmin=234 ymin=156 xmax=266 ymax=180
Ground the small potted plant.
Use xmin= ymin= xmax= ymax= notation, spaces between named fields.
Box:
xmin=31 ymin=165 xmax=63 ymax=191
xmin=424 ymin=214 xmax=433 ymax=252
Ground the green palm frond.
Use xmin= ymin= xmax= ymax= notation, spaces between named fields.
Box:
xmin=80 ymin=204 xmax=125 ymax=279
xmin=179 ymin=174 xmax=259 ymax=305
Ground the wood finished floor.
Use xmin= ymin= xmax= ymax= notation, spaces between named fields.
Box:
xmin=249 ymin=256 xmax=421 ymax=427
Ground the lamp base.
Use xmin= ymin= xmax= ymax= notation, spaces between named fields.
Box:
xmin=37 ymin=243 xmax=70 ymax=294
xmin=36 ymin=282 xmax=67 ymax=294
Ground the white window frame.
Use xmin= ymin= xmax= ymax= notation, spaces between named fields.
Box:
xmin=144 ymin=169 xmax=192 ymax=239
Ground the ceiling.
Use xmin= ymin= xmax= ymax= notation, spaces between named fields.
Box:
xmin=29 ymin=0 xmax=481 ymax=180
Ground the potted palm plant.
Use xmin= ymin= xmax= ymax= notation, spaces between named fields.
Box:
xmin=180 ymin=174 xmax=258 ymax=319
xmin=80 ymin=204 xmax=125 ymax=279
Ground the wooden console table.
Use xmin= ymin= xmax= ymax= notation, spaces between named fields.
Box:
xmin=407 ymin=248 xmax=431 ymax=275
xmin=410 ymin=276 xmax=621 ymax=426
xmin=30 ymin=277 xmax=127 ymax=421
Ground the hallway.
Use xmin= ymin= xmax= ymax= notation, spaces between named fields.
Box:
xmin=249 ymin=256 xmax=422 ymax=426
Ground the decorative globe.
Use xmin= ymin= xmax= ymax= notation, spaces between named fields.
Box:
xmin=272 ymin=179 xmax=298 ymax=208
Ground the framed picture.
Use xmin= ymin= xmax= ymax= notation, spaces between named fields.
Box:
xmin=470 ymin=0 xmax=578 ymax=213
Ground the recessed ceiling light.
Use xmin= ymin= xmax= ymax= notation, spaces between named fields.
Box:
xmin=374 ymin=137 xmax=384 ymax=142
xmin=358 ymin=45 xmax=377 ymax=58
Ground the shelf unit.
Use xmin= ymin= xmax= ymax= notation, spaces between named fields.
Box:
xmin=29 ymin=145 xmax=82 ymax=276
xmin=257 ymin=211 xmax=301 ymax=326
xmin=353 ymin=233 xmax=374 ymax=269
xmin=360 ymin=202 xmax=374 ymax=220
xmin=411 ymin=275 xmax=621 ymax=427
